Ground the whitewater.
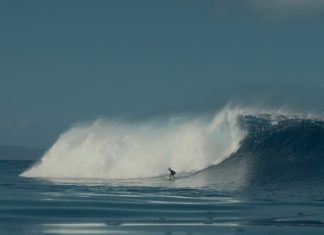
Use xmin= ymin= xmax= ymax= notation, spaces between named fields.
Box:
xmin=2 ymin=107 xmax=324 ymax=235
xmin=20 ymin=106 xmax=324 ymax=190
xmin=21 ymin=109 xmax=245 ymax=179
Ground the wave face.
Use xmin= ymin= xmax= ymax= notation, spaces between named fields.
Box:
xmin=21 ymin=109 xmax=244 ymax=179
xmin=190 ymin=113 xmax=324 ymax=188
xmin=239 ymin=114 xmax=324 ymax=185
xmin=22 ymin=107 xmax=324 ymax=188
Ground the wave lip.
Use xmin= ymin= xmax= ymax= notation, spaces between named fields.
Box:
xmin=21 ymin=109 xmax=245 ymax=180
xmin=188 ymin=113 xmax=324 ymax=189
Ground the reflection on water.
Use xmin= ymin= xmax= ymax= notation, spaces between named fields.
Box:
xmin=42 ymin=223 xmax=110 ymax=234
xmin=2 ymin=161 xmax=324 ymax=234
xmin=2 ymin=187 xmax=324 ymax=235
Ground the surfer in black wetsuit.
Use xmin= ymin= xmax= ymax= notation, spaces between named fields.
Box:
xmin=168 ymin=167 xmax=176 ymax=180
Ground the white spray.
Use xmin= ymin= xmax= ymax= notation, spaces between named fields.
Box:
xmin=21 ymin=109 xmax=246 ymax=179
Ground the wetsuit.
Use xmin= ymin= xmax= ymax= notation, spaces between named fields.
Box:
xmin=169 ymin=169 xmax=176 ymax=179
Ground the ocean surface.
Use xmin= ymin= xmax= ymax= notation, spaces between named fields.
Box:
xmin=2 ymin=110 xmax=324 ymax=234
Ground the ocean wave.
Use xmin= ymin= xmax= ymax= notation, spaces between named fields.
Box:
xmin=189 ymin=112 xmax=324 ymax=187
xmin=21 ymin=106 xmax=324 ymax=187
xmin=21 ymin=108 xmax=244 ymax=179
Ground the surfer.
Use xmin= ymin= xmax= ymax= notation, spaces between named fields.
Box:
xmin=168 ymin=167 xmax=176 ymax=180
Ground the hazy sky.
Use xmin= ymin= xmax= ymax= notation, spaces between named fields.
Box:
xmin=0 ymin=0 xmax=324 ymax=148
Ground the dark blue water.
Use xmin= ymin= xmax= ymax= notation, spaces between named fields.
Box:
xmin=2 ymin=115 xmax=324 ymax=234
xmin=1 ymin=160 xmax=324 ymax=235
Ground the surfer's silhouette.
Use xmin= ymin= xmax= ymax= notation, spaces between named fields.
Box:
xmin=168 ymin=168 xmax=176 ymax=180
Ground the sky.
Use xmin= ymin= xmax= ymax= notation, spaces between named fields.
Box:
xmin=0 ymin=0 xmax=324 ymax=148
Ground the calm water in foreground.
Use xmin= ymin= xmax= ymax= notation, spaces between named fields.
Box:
xmin=1 ymin=160 xmax=324 ymax=235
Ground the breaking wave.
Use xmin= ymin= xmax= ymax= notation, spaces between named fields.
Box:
xmin=21 ymin=106 xmax=324 ymax=188
xmin=189 ymin=111 xmax=324 ymax=188
xmin=21 ymin=108 xmax=245 ymax=179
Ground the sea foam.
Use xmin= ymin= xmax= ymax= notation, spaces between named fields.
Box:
xmin=21 ymin=109 xmax=245 ymax=179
